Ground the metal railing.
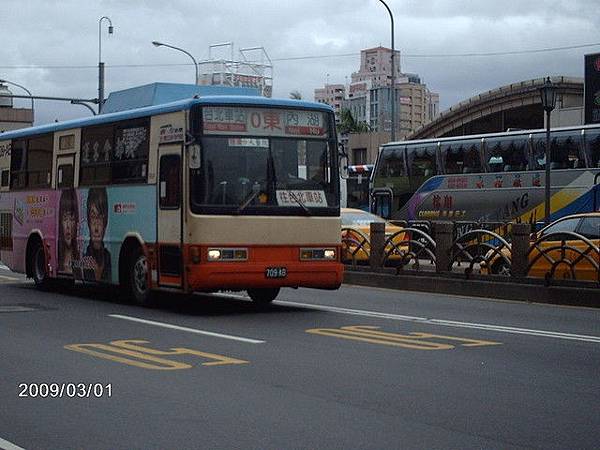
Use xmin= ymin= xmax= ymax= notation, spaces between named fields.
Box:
xmin=342 ymin=220 xmax=600 ymax=287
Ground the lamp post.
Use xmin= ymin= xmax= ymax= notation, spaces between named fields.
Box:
xmin=539 ymin=76 xmax=558 ymax=224
xmin=98 ymin=16 xmax=114 ymax=113
xmin=377 ymin=0 xmax=395 ymax=141
xmin=152 ymin=41 xmax=199 ymax=85
xmin=0 ymin=78 xmax=34 ymax=124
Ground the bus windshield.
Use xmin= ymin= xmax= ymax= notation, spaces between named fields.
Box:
xmin=190 ymin=136 xmax=338 ymax=214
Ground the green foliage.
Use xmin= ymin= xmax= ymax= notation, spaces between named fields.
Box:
xmin=338 ymin=108 xmax=370 ymax=134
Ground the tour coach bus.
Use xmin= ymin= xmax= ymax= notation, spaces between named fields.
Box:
xmin=0 ymin=96 xmax=344 ymax=305
xmin=371 ymin=124 xmax=600 ymax=224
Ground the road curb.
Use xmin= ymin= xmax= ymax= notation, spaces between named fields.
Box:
xmin=343 ymin=268 xmax=600 ymax=308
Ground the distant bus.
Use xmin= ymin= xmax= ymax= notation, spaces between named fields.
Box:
xmin=346 ymin=164 xmax=373 ymax=211
xmin=0 ymin=96 xmax=344 ymax=305
xmin=371 ymin=124 xmax=600 ymax=224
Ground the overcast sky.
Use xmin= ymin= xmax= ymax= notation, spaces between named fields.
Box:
xmin=2 ymin=0 xmax=599 ymax=125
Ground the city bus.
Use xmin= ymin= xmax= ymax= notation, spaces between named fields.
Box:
xmin=371 ymin=124 xmax=600 ymax=224
xmin=0 ymin=96 xmax=344 ymax=305
xmin=346 ymin=164 xmax=373 ymax=211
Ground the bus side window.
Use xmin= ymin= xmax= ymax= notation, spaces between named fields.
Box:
xmin=407 ymin=144 xmax=436 ymax=177
xmin=585 ymin=130 xmax=600 ymax=168
xmin=380 ymin=147 xmax=405 ymax=178
xmin=463 ymin=143 xmax=482 ymax=173
xmin=531 ymin=135 xmax=546 ymax=170
xmin=552 ymin=131 xmax=584 ymax=169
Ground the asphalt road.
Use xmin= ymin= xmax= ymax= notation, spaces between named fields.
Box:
xmin=1 ymin=265 xmax=599 ymax=450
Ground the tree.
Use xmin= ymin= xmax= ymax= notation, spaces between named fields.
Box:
xmin=289 ymin=90 xmax=302 ymax=100
xmin=338 ymin=108 xmax=370 ymax=134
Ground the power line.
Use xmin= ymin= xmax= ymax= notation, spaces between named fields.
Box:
xmin=0 ymin=42 xmax=598 ymax=71
xmin=403 ymin=42 xmax=600 ymax=58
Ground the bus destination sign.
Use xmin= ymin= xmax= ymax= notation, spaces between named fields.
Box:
xmin=203 ymin=107 xmax=328 ymax=138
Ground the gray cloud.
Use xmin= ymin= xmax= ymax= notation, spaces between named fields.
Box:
xmin=1 ymin=0 xmax=598 ymax=125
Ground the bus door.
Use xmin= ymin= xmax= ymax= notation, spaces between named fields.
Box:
xmin=372 ymin=188 xmax=392 ymax=219
xmin=55 ymin=154 xmax=75 ymax=189
xmin=157 ymin=146 xmax=183 ymax=287
xmin=594 ymin=173 xmax=600 ymax=212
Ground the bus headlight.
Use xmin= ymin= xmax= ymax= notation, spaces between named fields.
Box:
xmin=300 ymin=248 xmax=336 ymax=260
xmin=207 ymin=248 xmax=248 ymax=261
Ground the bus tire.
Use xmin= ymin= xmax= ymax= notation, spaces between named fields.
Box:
xmin=129 ymin=248 xmax=153 ymax=306
xmin=29 ymin=241 xmax=50 ymax=289
xmin=247 ymin=287 xmax=280 ymax=304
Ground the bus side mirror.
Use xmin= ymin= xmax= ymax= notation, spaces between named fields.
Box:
xmin=338 ymin=143 xmax=349 ymax=179
xmin=188 ymin=144 xmax=201 ymax=169
xmin=339 ymin=154 xmax=349 ymax=179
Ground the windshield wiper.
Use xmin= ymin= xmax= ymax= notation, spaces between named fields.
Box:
xmin=289 ymin=192 xmax=312 ymax=216
xmin=237 ymin=183 xmax=262 ymax=213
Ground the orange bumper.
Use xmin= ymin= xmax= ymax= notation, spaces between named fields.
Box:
xmin=184 ymin=245 xmax=344 ymax=292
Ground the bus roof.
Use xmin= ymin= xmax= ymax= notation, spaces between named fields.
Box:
xmin=0 ymin=95 xmax=334 ymax=141
xmin=380 ymin=122 xmax=599 ymax=148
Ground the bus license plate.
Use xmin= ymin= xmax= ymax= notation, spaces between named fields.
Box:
xmin=265 ymin=267 xmax=287 ymax=278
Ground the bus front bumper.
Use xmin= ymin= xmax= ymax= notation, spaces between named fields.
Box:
xmin=185 ymin=260 xmax=344 ymax=292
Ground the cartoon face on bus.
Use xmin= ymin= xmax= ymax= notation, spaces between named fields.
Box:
xmin=57 ymin=188 xmax=80 ymax=274
xmin=83 ymin=187 xmax=111 ymax=282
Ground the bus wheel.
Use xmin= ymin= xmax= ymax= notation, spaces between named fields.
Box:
xmin=30 ymin=242 xmax=49 ymax=289
xmin=129 ymin=249 xmax=153 ymax=306
xmin=247 ymin=287 xmax=280 ymax=304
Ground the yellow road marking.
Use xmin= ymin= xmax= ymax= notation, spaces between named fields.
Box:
xmin=65 ymin=339 xmax=248 ymax=370
xmin=306 ymin=325 xmax=502 ymax=350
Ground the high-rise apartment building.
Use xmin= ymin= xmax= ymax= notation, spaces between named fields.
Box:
xmin=313 ymin=46 xmax=439 ymax=164
xmin=347 ymin=47 xmax=439 ymax=138
xmin=314 ymin=84 xmax=346 ymax=122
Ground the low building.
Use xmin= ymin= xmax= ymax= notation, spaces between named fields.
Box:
xmin=0 ymin=83 xmax=33 ymax=132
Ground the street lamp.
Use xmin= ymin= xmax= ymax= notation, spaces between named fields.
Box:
xmin=539 ymin=76 xmax=558 ymax=224
xmin=377 ymin=0 xmax=395 ymax=141
xmin=0 ymin=79 xmax=34 ymax=124
xmin=152 ymin=41 xmax=199 ymax=85
xmin=98 ymin=16 xmax=114 ymax=113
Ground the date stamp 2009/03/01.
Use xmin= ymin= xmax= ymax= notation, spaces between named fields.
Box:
xmin=18 ymin=383 xmax=112 ymax=399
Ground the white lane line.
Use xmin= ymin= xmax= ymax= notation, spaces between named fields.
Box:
xmin=108 ymin=314 xmax=265 ymax=344
xmin=273 ymin=300 xmax=600 ymax=344
xmin=0 ymin=263 xmax=9 ymax=270
xmin=0 ymin=436 xmax=26 ymax=450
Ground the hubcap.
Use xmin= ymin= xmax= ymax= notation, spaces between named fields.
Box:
xmin=133 ymin=256 xmax=148 ymax=294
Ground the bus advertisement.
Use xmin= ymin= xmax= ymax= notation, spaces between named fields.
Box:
xmin=0 ymin=96 xmax=344 ymax=305
xmin=371 ymin=124 xmax=600 ymax=224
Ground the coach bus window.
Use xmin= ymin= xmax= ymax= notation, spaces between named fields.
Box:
xmin=485 ymin=136 xmax=527 ymax=172
xmin=112 ymin=119 xmax=150 ymax=184
xmin=464 ymin=142 xmax=482 ymax=173
xmin=442 ymin=143 xmax=462 ymax=174
xmin=531 ymin=133 xmax=546 ymax=170
xmin=551 ymin=130 xmax=583 ymax=169
xmin=376 ymin=146 xmax=405 ymax=178
xmin=441 ymin=140 xmax=481 ymax=174
xmin=80 ymin=125 xmax=113 ymax=186
xmin=10 ymin=139 xmax=27 ymax=190
xmin=407 ymin=143 xmax=436 ymax=177
xmin=584 ymin=129 xmax=600 ymax=167
xmin=27 ymin=134 xmax=53 ymax=188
